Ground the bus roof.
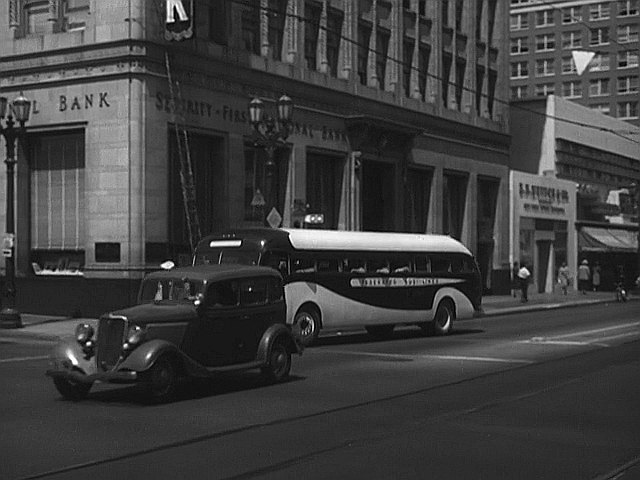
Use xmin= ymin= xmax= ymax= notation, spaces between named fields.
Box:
xmin=283 ymin=229 xmax=472 ymax=255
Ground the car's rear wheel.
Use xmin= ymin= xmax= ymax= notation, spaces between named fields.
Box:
xmin=295 ymin=308 xmax=320 ymax=347
xmin=261 ymin=341 xmax=291 ymax=383
xmin=365 ymin=324 xmax=395 ymax=340
xmin=53 ymin=377 xmax=92 ymax=401
xmin=422 ymin=300 xmax=454 ymax=336
xmin=142 ymin=355 xmax=178 ymax=403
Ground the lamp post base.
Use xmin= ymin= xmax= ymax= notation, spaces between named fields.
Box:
xmin=0 ymin=307 xmax=22 ymax=329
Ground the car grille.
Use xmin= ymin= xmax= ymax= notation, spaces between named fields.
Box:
xmin=97 ymin=316 xmax=127 ymax=371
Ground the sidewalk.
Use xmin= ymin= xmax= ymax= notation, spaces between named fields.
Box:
xmin=0 ymin=288 xmax=634 ymax=342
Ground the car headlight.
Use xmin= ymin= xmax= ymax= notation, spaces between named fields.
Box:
xmin=125 ymin=325 xmax=146 ymax=347
xmin=75 ymin=323 xmax=95 ymax=345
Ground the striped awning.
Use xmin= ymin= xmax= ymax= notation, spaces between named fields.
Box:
xmin=578 ymin=226 xmax=638 ymax=253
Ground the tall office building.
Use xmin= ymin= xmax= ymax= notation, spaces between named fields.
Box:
xmin=509 ymin=0 xmax=639 ymax=125
xmin=0 ymin=0 xmax=512 ymax=315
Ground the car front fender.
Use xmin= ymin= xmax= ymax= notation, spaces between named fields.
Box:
xmin=48 ymin=338 xmax=98 ymax=376
xmin=256 ymin=324 xmax=303 ymax=364
xmin=118 ymin=339 xmax=184 ymax=373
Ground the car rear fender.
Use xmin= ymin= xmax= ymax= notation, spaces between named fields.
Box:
xmin=256 ymin=324 xmax=303 ymax=364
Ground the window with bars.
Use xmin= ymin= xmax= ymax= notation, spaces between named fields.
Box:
xmin=535 ymin=58 xmax=555 ymax=76
xmin=561 ymin=57 xmax=577 ymax=74
xmin=357 ymin=22 xmax=372 ymax=85
xmin=267 ymin=0 xmax=288 ymax=61
xmin=589 ymin=3 xmax=610 ymax=20
xmin=536 ymin=34 xmax=555 ymax=51
xmin=403 ymin=40 xmax=413 ymax=98
xmin=418 ymin=45 xmax=430 ymax=101
xmin=326 ymin=7 xmax=343 ymax=77
xmin=589 ymin=78 xmax=610 ymax=96
xmin=511 ymin=61 xmax=529 ymax=78
xmin=618 ymin=51 xmax=639 ymax=68
xmin=304 ymin=1 xmax=322 ymax=71
xmin=511 ymin=85 xmax=528 ymax=99
xmin=241 ymin=4 xmax=260 ymax=54
xmin=535 ymin=10 xmax=554 ymax=27
xmin=617 ymin=101 xmax=639 ymax=118
xmin=306 ymin=153 xmax=344 ymax=230
xmin=376 ymin=29 xmax=390 ymax=90
xmin=535 ymin=83 xmax=555 ymax=96
xmin=16 ymin=0 xmax=90 ymax=36
xmin=511 ymin=37 xmax=529 ymax=54
xmin=618 ymin=76 xmax=639 ymax=94
xmin=617 ymin=0 xmax=639 ymax=16
xmin=590 ymin=27 xmax=609 ymax=45
xmin=617 ymin=24 xmax=639 ymax=42
xmin=29 ymin=131 xmax=85 ymax=254
xmin=562 ymin=81 xmax=582 ymax=98
xmin=404 ymin=168 xmax=432 ymax=233
xmin=589 ymin=54 xmax=610 ymax=71
xmin=510 ymin=13 xmax=528 ymax=30
xmin=561 ymin=31 xmax=582 ymax=49
xmin=562 ymin=6 xmax=582 ymax=23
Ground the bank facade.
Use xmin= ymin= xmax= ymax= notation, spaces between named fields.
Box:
xmin=1 ymin=1 xmax=511 ymax=316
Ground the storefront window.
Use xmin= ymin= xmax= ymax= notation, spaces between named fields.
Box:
xmin=29 ymin=130 xmax=85 ymax=275
xmin=244 ymin=145 xmax=289 ymax=225
xmin=477 ymin=177 xmax=500 ymax=291
xmin=404 ymin=168 xmax=432 ymax=233
xmin=443 ymin=171 xmax=468 ymax=240
xmin=169 ymin=131 xmax=224 ymax=262
xmin=306 ymin=152 xmax=344 ymax=229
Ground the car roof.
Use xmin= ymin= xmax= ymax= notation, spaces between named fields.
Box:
xmin=144 ymin=264 xmax=281 ymax=283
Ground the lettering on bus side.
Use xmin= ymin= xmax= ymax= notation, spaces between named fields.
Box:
xmin=350 ymin=277 xmax=461 ymax=288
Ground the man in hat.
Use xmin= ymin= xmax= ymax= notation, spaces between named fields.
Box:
xmin=577 ymin=259 xmax=591 ymax=295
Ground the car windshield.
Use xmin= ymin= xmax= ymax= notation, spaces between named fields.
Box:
xmin=139 ymin=278 xmax=205 ymax=304
xmin=194 ymin=248 xmax=260 ymax=266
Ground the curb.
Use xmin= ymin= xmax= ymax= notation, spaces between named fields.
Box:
xmin=479 ymin=296 xmax=636 ymax=318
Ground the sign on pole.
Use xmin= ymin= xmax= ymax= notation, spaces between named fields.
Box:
xmin=165 ymin=0 xmax=194 ymax=41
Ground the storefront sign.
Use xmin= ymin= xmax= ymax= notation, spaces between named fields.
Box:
xmin=59 ymin=92 xmax=110 ymax=111
xmin=519 ymin=182 xmax=570 ymax=216
xmin=154 ymin=92 xmax=348 ymax=144
xmin=165 ymin=0 xmax=193 ymax=41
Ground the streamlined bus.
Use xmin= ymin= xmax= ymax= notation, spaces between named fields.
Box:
xmin=193 ymin=228 xmax=482 ymax=346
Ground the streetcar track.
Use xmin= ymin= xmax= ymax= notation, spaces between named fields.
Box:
xmin=18 ymin=338 xmax=640 ymax=480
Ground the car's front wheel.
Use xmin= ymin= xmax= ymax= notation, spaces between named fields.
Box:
xmin=53 ymin=377 xmax=92 ymax=401
xmin=261 ymin=341 xmax=291 ymax=383
xmin=142 ymin=355 xmax=178 ymax=403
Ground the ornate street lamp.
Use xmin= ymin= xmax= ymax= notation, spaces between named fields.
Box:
xmin=0 ymin=92 xmax=31 ymax=329
xmin=248 ymin=94 xmax=293 ymax=227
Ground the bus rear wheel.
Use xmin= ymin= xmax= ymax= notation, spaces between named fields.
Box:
xmin=422 ymin=300 xmax=454 ymax=336
xmin=295 ymin=308 xmax=320 ymax=347
xmin=366 ymin=324 xmax=395 ymax=340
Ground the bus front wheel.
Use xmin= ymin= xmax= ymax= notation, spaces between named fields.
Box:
xmin=422 ymin=300 xmax=454 ymax=336
xmin=295 ymin=308 xmax=320 ymax=347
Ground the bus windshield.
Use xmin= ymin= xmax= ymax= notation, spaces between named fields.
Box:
xmin=193 ymin=248 xmax=260 ymax=266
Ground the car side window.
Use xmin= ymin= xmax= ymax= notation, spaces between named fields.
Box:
xmin=239 ymin=278 xmax=268 ymax=306
xmin=262 ymin=251 xmax=289 ymax=276
xmin=207 ymin=281 xmax=239 ymax=307
xmin=268 ymin=277 xmax=284 ymax=303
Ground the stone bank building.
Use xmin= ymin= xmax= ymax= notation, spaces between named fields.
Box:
xmin=1 ymin=0 xmax=511 ymax=316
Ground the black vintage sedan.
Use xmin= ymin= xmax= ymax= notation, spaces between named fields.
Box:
xmin=46 ymin=265 xmax=302 ymax=403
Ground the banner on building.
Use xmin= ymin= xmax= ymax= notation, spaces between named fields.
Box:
xmin=165 ymin=0 xmax=194 ymax=41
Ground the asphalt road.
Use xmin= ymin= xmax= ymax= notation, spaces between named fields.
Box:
xmin=1 ymin=302 xmax=640 ymax=480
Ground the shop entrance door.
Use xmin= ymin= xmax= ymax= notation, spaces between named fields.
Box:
xmin=362 ymin=160 xmax=394 ymax=232
xmin=536 ymin=240 xmax=552 ymax=293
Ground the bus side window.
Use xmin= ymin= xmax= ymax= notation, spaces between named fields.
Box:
xmin=345 ymin=257 xmax=366 ymax=273
xmin=368 ymin=257 xmax=390 ymax=274
xmin=390 ymin=255 xmax=412 ymax=273
xmin=317 ymin=258 xmax=340 ymax=273
xmin=292 ymin=257 xmax=316 ymax=273
xmin=414 ymin=255 xmax=431 ymax=273
xmin=431 ymin=256 xmax=451 ymax=274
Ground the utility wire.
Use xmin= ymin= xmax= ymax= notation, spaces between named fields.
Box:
xmin=228 ymin=0 xmax=639 ymax=145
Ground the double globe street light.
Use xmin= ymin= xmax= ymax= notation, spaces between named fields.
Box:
xmin=248 ymin=94 xmax=293 ymax=228
xmin=0 ymin=93 xmax=32 ymax=328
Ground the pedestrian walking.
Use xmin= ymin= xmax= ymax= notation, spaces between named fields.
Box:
xmin=557 ymin=262 xmax=571 ymax=295
xmin=578 ymin=259 xmax=590 ymax=294
xmin=592 ymin=262 xmax=601 ymax=291
xmin=517 ymin=263 xmax=531 ymax=303
xmin=511 ymin=261 xmax=519 ymax=298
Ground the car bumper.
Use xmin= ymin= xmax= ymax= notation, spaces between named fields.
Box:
xmin=46 ymin=368 xmax=138 ymax=384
